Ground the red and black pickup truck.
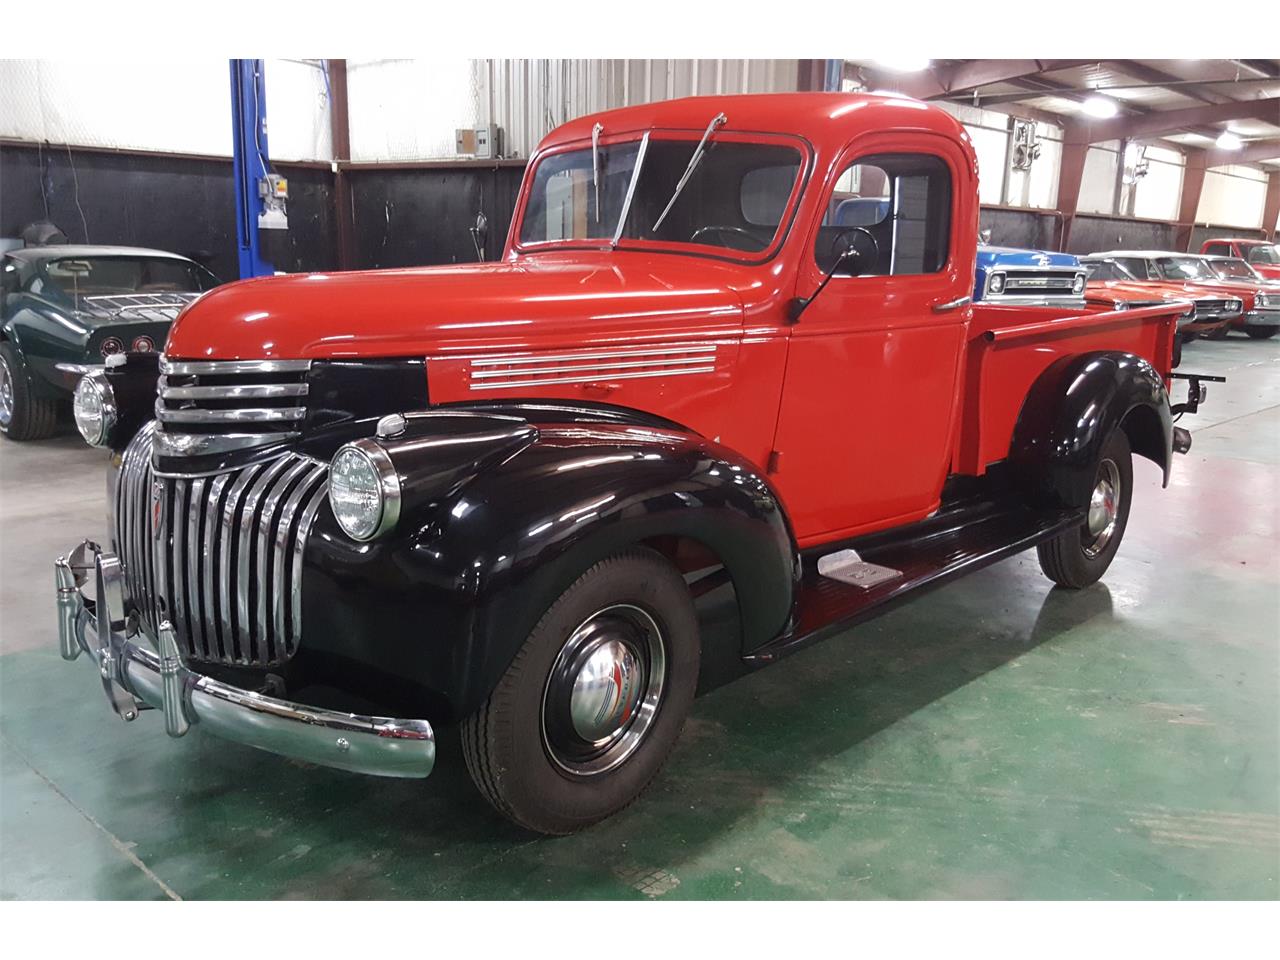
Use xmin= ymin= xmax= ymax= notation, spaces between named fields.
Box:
xmin=59 ymin=93 xmax=1207 ymax=834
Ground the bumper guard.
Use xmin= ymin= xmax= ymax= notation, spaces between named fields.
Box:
xmin=55 ymin=541 xmax=435 ymax=779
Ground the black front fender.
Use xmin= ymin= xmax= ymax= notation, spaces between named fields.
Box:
xmin=302 ymin=412 xmax=796 ymax=721
xmin=1009 ymin=351 xmax=1172 ymax=508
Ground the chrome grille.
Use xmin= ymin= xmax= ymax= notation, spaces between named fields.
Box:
xmin=156 ymin=357 xmax=311 ymax=457
xmin=1191 ymin=298 xmax=1242 ymax=318
xmin=990 ymin=270 xmax=1084 ymax=299
xmin=114 ymin=423 xmax=329 ymax=666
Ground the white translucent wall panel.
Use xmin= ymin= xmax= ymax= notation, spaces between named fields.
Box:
xmin=347 ymin=59 xmax=483 ymax=162
xmin=1197 ymin=164 xmax=1269 ymax=228
xmin=263 ymin=59 xmax=332 ymax=162
xmin=482 ymin=59 xmax=801 ymax=159
xmin=935 ymin=103 xmax=1062 ymax=210
xmin=1078 ymin=142 xmax=1120 ymax=214
xmin=0 ymin=58 xmax=231 ymax=155
xmin=1132 ymin=145 xmax=1183 ymax=222
xmin=965 ymin=125 xmax=1008 ymax=205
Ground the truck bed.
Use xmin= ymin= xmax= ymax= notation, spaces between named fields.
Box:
xmin=955 ymin=301 xmax=1180 ymax=476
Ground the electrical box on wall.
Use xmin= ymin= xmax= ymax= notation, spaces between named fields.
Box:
xmin=1010 ymin=119 xmax=1041 ymax=172
xmin=456 ymin=125 xmax=503 ymax=159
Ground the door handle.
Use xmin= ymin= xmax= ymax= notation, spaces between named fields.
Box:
xmin=932 ymin=295 xmax=972 ymax=313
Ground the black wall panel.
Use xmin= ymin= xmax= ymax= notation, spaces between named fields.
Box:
xmin=979 ymin=207 xmax=1060 ymax=251
xmin=1065 ymin=216 xmax=1176 ymax=256
xmin=346 ymin=165 xmax=525 ymax=268
xmin=0 ymin=143 xmax=335 ymax=280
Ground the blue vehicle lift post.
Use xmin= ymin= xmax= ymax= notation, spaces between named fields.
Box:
xmin=230 ymin=59 xmax=277 ymax=279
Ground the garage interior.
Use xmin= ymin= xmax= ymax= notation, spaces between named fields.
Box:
xmin=0 ymin=58 xmax=1277 ymax=899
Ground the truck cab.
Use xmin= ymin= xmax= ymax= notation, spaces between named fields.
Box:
xmin=57 ymin=94 xmax=1197 ymax=835
xmin=1199 ymin=238 xmax=1280 ymax=280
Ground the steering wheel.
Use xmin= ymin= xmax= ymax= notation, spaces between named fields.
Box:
xmin=688 ymin=225 xmax=768 ymax=252
xmin=828 ymin=226 xmax=880 ymax=274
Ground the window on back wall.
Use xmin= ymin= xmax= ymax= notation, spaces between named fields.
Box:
xmin=816 ymin=153 xmax=951 ymax=276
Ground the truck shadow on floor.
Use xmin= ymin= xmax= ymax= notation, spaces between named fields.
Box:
xmin=137 ymin=566 xmax=1119 ymax=896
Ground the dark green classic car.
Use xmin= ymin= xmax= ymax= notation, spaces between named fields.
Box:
xmin=1 ymin=245 xmax=219 ymax=440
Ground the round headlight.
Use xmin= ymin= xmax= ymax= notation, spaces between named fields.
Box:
xmin=1256 ymin=292 xmax=1269 ymax=307
xmin=988 ymin=272 xmax=1005 ymax=295
xmin=328 ymin=442 xmax=400 ymax=541
xmin=72 ymin=371 xmax=116 ymax=447
xmin=1073 ymin=273 xmax=1086 ymax=294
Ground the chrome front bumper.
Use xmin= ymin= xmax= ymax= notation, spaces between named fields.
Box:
xmin=1244 ymin=307 xmax=1280 ymax=327
xmin=55 ymin=541 xmax=435 ymax=779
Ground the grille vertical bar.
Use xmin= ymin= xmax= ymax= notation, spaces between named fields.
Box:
xmin=112 ymin=424 xmax=328 ymax=666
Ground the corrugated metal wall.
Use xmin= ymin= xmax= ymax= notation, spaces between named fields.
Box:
xmin=480 ymin=60 xmax=801 ymax=158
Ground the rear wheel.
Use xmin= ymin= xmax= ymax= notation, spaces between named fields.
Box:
xmin=1036 ymin=428 xmax=1133 ymax=589
xmin=0 ymin=341 xmax=58 ymax=441
xmin=462 ymin=548 xmax=699 ymax=835
xmin=1245 ymin=325 xmax=1279 ymax=340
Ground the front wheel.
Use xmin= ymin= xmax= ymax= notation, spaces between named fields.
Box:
xmin=462 ymin=548 xmax=700 ymax=835
xmin=1245 ymin=325 xmax=1279 ymax=340
xmin=1036 ymin=428 xmax=1133 ymax=589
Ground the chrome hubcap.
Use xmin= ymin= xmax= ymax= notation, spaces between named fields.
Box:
xmin=1083 ymin=459 xmax=1121 ymax=558
xmin=0 ymin=353 xmax=13 ymax=428
xmin=542 ymin=603 xmax=666 ymax=776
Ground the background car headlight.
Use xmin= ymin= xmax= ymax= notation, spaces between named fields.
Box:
xmin=328 ymin=441 xmax=401 ymax=541
xmin=72 ymin=371 xmax=116 ymax=447
xmin=988 ymin=273 xmax=1005 ymax=295
xmin=1257 ymin=292 xmax=1269 ymax=307
xmin=1073 ymin=273 xmax=1086 ymax=294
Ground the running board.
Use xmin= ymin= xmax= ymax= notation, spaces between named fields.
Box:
xmin=745 ymin=500 xmax=1085 ymax=664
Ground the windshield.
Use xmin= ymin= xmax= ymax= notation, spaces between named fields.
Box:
xmin=40 ymin=257 xmax=218 ymax=299
xmin=519 ymin=136 xmax=804 ymax=256
xmin=1244 ymin=243 xmax=1280 ymax=265
xmin=1209 ymin=258 xmax=1257 ymax=280
xmin=1155 ymin=257 xmax=1215 ymax=282
xmin=1083 ymin=260 xmax=1136 ymax=282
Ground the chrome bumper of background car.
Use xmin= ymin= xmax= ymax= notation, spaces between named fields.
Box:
xmin=1244 ymin=308 xmax=1280 ymax=327
xmin=55 ymin=542 xmax=435 ymax=779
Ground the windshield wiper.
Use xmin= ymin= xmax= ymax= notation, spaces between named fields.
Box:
xmin=591 ymin=122 xmax=604 ymax=223
xmin=651 ymin=112 xmax=727 ymax=233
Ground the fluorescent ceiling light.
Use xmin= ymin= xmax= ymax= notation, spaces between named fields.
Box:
xmin=1215 ymin=130 xmax=1244 ymax=150
xmin=874 ymin=58 xmax=930 ymax=73
xmin=1082 ymin=96 xmax=1119 ymax=119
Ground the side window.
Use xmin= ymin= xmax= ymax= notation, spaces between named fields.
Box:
xmin=1205 ymin=242 xmax=1229 ymax=257
xmin=815 ymin=152 xmax=951 ymax=276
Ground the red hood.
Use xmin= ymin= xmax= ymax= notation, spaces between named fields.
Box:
xmin=165 ymin=253 xmax=752 ymax=361
xmin=1086 ymin=278 xmax=1253 ymax=308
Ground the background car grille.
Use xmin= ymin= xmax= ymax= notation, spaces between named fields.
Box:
xmin=156 ymin=357 xmax=311 ymax=456
xmin=997 ymin=271 xmax=1081 ymax=296
xmin=114 ymin=423 xmax=329 ymax=666
xmin=1191 ymin=299 xmax=1242 ymax=318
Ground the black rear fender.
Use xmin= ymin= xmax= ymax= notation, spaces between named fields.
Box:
xmin=1009 ymin=351 xmax=1172 ymax=508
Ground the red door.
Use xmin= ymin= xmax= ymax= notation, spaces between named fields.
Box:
xmin=770 ymin=132 xmax=975 ymax=548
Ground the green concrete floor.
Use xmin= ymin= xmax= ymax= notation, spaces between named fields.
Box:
xmin=1 ymin=335 xmax=1277 ymax=899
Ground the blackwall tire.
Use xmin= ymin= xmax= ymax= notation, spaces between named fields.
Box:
xmin=461 ymin=548 xmax=699 ymax=835
xmin=0 ymin=341 xmax=58 ymax=441
xmin=1036 ymin=428 xmax=1133 ymax=589
xmin=1245 ymin=326 xmax=1279 ymax=340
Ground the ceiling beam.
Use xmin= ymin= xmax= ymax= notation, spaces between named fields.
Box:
xmin=1067 ymin=98 xmax=1280 ymax=144
xmin=1201 ymin=139 xmax=1280 ymax=166
xmin=849 ymin=59 xmax=1095 ymax=101
xmin=1111 ymin=60 xmax=1221 ymax=105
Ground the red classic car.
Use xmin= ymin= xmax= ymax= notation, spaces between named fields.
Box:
xmin=1199 ymin=255 xmax=1280 ymax=339
xmin=1081 ymin=252 xmax=1246 ymax=340
xmin=1199 ymin=238 xmax=1280 ymax=280
xmin=57 ymin=93 xmax=1202 ymax=834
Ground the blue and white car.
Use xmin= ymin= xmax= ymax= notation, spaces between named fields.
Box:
xmin=974 ymin=245 xmax=1088 ymax=306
